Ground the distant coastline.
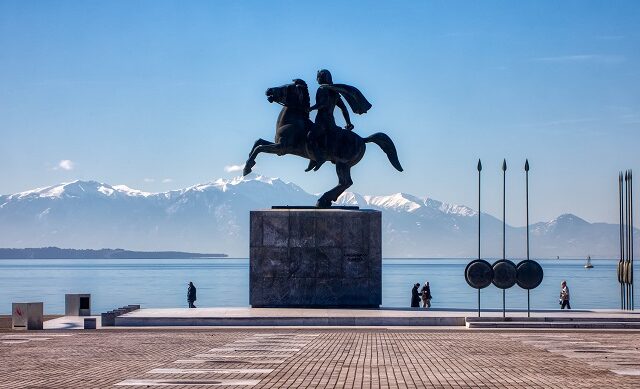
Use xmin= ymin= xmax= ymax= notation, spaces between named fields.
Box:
xmin=0 ymin=247 xmax=227 ymax=259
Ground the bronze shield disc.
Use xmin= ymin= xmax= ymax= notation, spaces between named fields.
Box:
xmin=465 ymin=259 xmax=494 ymax=289
xmin=492 ymin=259 xmax=517 ymax=289
xmin=516 ymin=259 xmax=544 ymax=290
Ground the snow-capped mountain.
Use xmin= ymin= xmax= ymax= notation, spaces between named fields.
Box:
xmin=0 ymin=177 xmax=634 ymax=257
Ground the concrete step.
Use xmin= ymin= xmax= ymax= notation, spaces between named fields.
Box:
xmin=115 ymin=315 xmax=466 ymax=327
xmin=466 ymin=316 xmax=640 ymax=323
xmin=466 ymin=321 xmax=640 ymax=329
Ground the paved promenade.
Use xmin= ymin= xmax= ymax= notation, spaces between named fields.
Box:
xmin=1 ymin=328 xmax=640 ymax=388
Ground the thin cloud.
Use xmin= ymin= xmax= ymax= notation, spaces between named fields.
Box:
xmin=143 ymin=178 xmax=155 ymax=183
xmin=532 ymin=54 xmax=624 ymax=64
xmin=56 ymin=160 xmax=75 ymax=171
xmin=517 ymin=117 xmax=598 ymax=128
xmin=162 ymin=178 xmax=173 ymax=183
xmin=224 ymin=164 xmax=245 ymax=173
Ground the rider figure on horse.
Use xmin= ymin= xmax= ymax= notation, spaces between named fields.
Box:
xmin=306 ymin=69 xmax=372 ymax=172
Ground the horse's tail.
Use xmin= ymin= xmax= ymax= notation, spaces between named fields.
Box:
xmin=364 ymin=132 xmax=404 ymax=172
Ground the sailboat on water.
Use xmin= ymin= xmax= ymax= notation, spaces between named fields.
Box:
xmin=584 ymin=255 xmax=594 ymax=269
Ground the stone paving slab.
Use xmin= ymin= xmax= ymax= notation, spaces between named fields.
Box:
xmin=1 ymin=328 xmax=640 ymax=388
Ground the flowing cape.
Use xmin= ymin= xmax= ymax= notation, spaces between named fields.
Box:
xmin=320 ymin=84 xmax=372 ymax=114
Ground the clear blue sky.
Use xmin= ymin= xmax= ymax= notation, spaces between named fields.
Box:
xmin=1 ymin=1 xmax=639 ymax=226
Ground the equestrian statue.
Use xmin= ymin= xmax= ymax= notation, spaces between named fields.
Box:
xmin=243 ymin=69 xmax=403 ymax=208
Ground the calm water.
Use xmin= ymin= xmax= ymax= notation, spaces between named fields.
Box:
xmin=0 ymin=258 xmax=636 ymax=314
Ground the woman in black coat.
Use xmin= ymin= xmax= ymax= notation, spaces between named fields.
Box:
xmin=187 ymin=281 xmax=197 ymax=308
xmin=411 ymin=283 xmax=421 ymax=307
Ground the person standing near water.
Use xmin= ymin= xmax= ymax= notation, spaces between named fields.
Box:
xmin=411 ymin=283 xmax=421 ymax=307
xmin=559 ymin=280 xmax=571 ymax=310
xmin=421 ymin=281 xmax=432 ymax=308
xmin=187 ymin=281 xmax=197 ymax=308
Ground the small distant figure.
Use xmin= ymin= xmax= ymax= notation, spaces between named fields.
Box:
xmin=421 ymin=281 xmax=432 ymax=308
xmin=411 ymin=283 xmax=421 ymax=308
xmin=559 ymin=280 xmax=571 ymax=310
xmin=187 ymin=281 xmax=197 ymax=308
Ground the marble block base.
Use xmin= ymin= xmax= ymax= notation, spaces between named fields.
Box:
xmin=250 ymin=209 xmax=382 ymax=308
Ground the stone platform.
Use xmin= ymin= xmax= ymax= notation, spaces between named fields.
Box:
xmin=109 ymin=307 xmax=640 ymax=328
xmin=114 ymin=308 xmax=465 ymax=327
xmin=250 ymin=208 xmax=381 ymax=308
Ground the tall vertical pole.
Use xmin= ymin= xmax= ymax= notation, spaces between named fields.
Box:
xmin=477 ymin=159 xmax=482 ymax=318
xmin=502 ymin=159 xmax=507 ymax=318
xmin=620 ymin=172 xmax=624 ymax=310
xmin=629 ymin=170 xmax=634 ymax=311
xmin=525 ymin=159 xmax=530 ymax=317
xmin=627 ymin=171 xmax=631 ymax=309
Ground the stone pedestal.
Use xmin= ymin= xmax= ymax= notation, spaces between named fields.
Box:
xmin=65 ymin=293 xmax=91 ymax=316
xmin=12 ymin=302 xmax=43 ymax=330
xmin=250 ymin=209 xmax=381 ymax=308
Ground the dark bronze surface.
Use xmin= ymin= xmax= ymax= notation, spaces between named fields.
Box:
xmin=465 ymin=259 xmax=493 ymax=289
xmin=516 ymin=259 xmax=543 ymax=290
xmin=492 ymin=259 xmax=517 ymax=289
xmin=243 ymin=72 xmax=403 ymax=208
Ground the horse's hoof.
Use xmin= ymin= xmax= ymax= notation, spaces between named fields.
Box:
xmin=243 ymin=161 xmax=255 ymax=176
xmin=305 ymin=161 xmax=316 ymax=172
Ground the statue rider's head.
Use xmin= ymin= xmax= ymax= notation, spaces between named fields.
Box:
xmin=317 ymin=69 xmax=333 ymax=85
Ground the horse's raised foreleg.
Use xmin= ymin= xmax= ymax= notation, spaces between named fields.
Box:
xmin=243 ymin=138 xmax=274 ymax=176
xmin=249 ymin=138 xmax=273 ymax=157
xmin=243 ymin=141 xmax=286 ymax=176
xmin=316 ymin=163 xmax=353 ymax=208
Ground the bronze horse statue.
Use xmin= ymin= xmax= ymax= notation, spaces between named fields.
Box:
xmin=243 ymin=80 xmax=403 ymax=208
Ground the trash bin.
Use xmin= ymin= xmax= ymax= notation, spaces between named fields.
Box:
xmin=84 ymin=318 xmax=97 ymax=330
xmin=65 ymin=294 xmax=91 ymax=316
xmin=12 ymin=302 xmax=43 ymax=330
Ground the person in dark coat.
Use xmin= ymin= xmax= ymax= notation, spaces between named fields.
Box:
xmin=421 ymin=281 xmax=432 ymax=308
xmin=411 ymin=283 xmax=421 ymax=307
xmin=187 ymin=281 xmax=197 ymax=308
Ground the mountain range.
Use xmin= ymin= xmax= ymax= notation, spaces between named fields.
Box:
xmin=0 ymin=176 xmax=635 ymax=258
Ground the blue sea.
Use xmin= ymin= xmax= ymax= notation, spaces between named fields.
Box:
xmin=0 ymin=258 xmax=636 ymax=314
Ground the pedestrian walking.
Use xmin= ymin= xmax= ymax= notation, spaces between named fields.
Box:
xmin=559 ymin=280 xmax=571 ymax=310
xmin=421 ymin=281 xmax=432 ymax=308
xmin=187 ymin=281 xmax=197 ymax=308
xmin=411 ymin=283 xmax=421 ymax=307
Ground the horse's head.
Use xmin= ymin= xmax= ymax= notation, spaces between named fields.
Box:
xmin=265 ymin=79 xmax=310 ymax=114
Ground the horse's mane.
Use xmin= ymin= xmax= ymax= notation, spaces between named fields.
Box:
xmin=300 ymin=85 xmax=310 ymax=112
xmin=293 ymin=79 xmax=310 ymax=114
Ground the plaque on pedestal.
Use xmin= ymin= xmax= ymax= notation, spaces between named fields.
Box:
xmin=250 ymin=208 xmax=382 ymax=308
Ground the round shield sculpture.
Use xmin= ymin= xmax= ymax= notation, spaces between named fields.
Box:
xmin=515 ymin=259 xmax=543 ymax=290
xmin=465 ymin=259 xmax=494 ymax=289
xmin=492 ymin=259 xmax=517 ymax=289
xmin=618 ymin=259 xmax=624 ymax=284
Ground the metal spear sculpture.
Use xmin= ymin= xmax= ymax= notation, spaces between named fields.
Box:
xmin=502 ymin=159 xmax=507 ymax=265
xmin=464 ymin=159 xmax=493 ymax=317
xmin=502 ymin=160 xmax=507 ymax=317
xmin=619 ymin=170 xmax=634 ymax=310
xmin=492 ymin=160 xmax=517 ymax=317
xmin=619 ymin=172 xmax=624 ymax=309
xmin=515 ymin=159 xmax=543 ymax=317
